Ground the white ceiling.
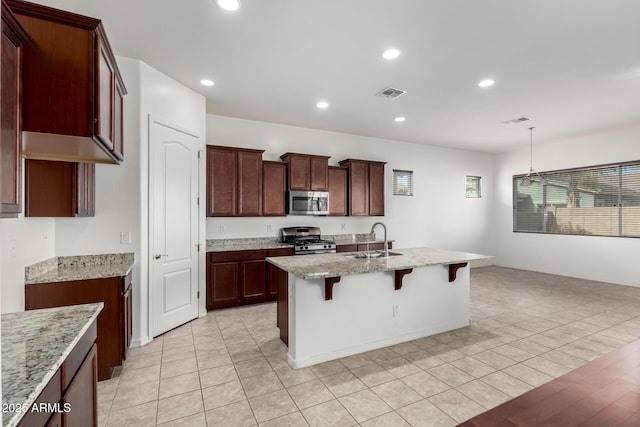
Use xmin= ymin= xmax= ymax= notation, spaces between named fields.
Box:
xmin=36 ymin=0 xmax=640 ymax=153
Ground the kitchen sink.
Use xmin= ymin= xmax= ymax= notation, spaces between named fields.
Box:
xmin=343 ymin=251 xmax=403 ymax=259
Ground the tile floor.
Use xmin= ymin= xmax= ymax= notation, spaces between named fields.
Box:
xmin=97 ymin=266 xmax=640 ymax=426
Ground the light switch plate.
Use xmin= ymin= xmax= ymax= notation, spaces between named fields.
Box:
xmin=120 ymin=231 xmax=132 ymax=244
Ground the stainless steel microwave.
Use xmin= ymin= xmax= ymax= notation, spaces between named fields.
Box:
xmin=289 ymin=191 xmax=329 ymax=215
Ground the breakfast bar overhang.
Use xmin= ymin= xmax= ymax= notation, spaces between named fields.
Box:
xmin=267 ymin=247 xmax=491 ymax=369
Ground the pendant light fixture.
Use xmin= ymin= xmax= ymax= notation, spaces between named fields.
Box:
xmin=520 ymin=127 xmax=546 ymax=187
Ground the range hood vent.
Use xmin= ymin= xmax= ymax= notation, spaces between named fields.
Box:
xmin=375 ymin=87 xmax=407 ymax=99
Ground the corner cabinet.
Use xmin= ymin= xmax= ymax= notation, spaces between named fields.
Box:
xmin=25 ymin=160 xmax=95 ymax=217
xmin=338 ymin=159 xmax=386 ymax=216
xmin=280 ymin=152 xmax=330 ymax=191
xmin=206 ymin=145 xmax=264 ymax=217
xmin=7 ymin=0 xmax=126 ymax=164
xmin=25 ymin=271 xmax=133 ymax=381
xmin=0 ymin=0 xmax=27 ymax=218
xmin=207 ymin=248 xmax=293 ymax=310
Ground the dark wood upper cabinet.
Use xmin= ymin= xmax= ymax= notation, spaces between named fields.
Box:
xmin=206 ymin=145 xmax=264 ymax=217
xmin=263 ymin=161 xmax=286 ymax=216
xmin=0 ymin=1 xmax=28 ymax=218
xmin=338 ymin=159 xmax=386 ymax=216
xmin=328 ymin=166 xmax=347 ymax=216
xmin=280 ymin=152 xmax=330 ymax=191
xmin=25 ymin=159 xmax=95 ymax=217
xmin=7 ymin=0 xmax=126 ymax=164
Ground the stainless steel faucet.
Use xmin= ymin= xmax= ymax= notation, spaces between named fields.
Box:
xmin=370 ymin=222 xmax=388 ymax=257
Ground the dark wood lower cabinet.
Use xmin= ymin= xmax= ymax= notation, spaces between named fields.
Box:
xmin=18 ymin=321 xmax=97 ymax=427
xmin=25 ymin=272 xmax=132 ymax=380
xmin=207 ymin=248 xmax=293 ymax=310
xmin=336 ymin=242 xmax=392 ymax=253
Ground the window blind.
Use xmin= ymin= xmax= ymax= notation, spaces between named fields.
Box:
xmin=513 ymin=161 xmax=640 ymax=237
xmin=393 ymin=169 xmax=413 ymax=196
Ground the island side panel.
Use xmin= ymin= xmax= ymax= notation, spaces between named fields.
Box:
xmin=287 ymin=265 xmax=470 ymax=368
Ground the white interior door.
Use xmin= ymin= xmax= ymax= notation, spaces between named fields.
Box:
xmin=150 ymin=118 xmax=200 ymax=337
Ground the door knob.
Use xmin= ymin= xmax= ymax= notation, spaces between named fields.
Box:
xmin=154 ymin=254 xmax=168 ymax=260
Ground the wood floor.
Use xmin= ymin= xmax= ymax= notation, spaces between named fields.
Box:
xmin=459 ymin=338 xmax=640 ymax=427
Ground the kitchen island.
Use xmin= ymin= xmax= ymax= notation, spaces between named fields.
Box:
xmin=2 ymin=303 xmax=102 ymax=427
xmin=267 ymin=247 xmax=491 ymax=369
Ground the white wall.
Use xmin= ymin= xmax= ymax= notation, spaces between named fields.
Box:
xmin=0 ymin=215 xmax=55 ymax=313
xmin=206 ymin=115 xmax=496 ymax=257
xmin=494 ymin=124 xmax=640 ymax=286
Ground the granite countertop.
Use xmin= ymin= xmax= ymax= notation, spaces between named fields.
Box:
xmin=266 ymin=247 xmax=492 ymax=280
xmin=1 ymin=303 xmax=103 ymax=427
xmin=206 ymin=234 xmax=394 ymax=252
xmin=25 ymin=253 xmax=134 ymax=285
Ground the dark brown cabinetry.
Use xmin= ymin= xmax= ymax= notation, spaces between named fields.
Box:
xmin=0 ymin=1 xmax=27 ymax=218
xmin=335 ymin=242 xmax=393 ymax=253
xmin=328 ymin=166 xmax=348 ymax=216
xmin=338 ymin=159 xmax=386 ymax=216
xmin=25 ymin=159 xmax=95 ymax=217
xmin=7 ymin=0 xmax=126 ymax=164
xmin=207 ymin=248 xmax=293 ymax=310
xmin=280 ymin=153 xmax=330 ymax=191
xmin=262 ymin=161 xmax=286 ymax=216
xmin=17 ymin=320 xmax=97 ymax=427
xmin=206 ymin=145 xmax=264 ymax=217
xmin=25 ymin=271 xmax=133 ymax=380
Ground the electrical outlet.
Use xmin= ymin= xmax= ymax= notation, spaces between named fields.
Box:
xmin=267 ymin=224 xmax=272 ymax=232
xmin=219 ymin=225 xmax=226 ymax=233
xmin=9 ymin=240 xmax=17 ymax=258
xmin=393 ymin=305 xmax=399 ymax=317
xmin=42 ymin=234 xmax=49 ymax=247
xmin=341 ymin=223 xmax=346 ymax=230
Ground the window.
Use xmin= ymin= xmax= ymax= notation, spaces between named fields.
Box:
xmin=513 ymin=161 xmax=640 ymax=237
xmin=466 ymin=176 xmax=481 ymax=198
xmin=393 ymin=170 xmax=413 ymax=196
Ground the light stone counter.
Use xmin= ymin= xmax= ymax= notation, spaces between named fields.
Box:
xmin=266 ymin=247 xmax=491 ymax=279
xmin=1 ymin=303 xmax=103 ymax=427
xmin=206 ymin=238 xmax=292 ymax=252
xmin=24 ymin=253 xmax=134 ymax=285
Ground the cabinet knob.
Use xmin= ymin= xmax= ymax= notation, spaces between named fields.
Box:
xmin=154 ymin=254 xmax=168 ymax=260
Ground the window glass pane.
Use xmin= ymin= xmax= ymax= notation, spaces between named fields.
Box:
xmin=393 ymin=170 xmax=413 ymax=196
xmin=513 ymin=161 xmax=640 ymax=238
xmin=466 ymin=176 xmax=481 ymax=198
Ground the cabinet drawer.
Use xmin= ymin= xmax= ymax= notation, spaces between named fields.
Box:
xmin=210 ymin=250 xmax=265 ymax=263
xmin=336 ymin=244 xmax=357 ymax=253
xmin=266 ymin=248 xmax=293 ymax=257
xmin=17 ymin=370 xmax=61 ymax=427
xmin=61 ymin=319 xmax=97 ymax=390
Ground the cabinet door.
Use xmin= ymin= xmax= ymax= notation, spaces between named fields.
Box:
xmin=122 ymin=285 xmax=132 ymax=361
xmin=369 ymin=162 xmax=385 ymax=216
xmin=112 ymin=79 xmax=125 ymax=161
xmin=328 ymin=167 xmax=347 ymax=216
xmin=207 ymin=261 xmax=239 ymax=309
xmin=348 ymin=161 xmax=369 ymax=216
xmin=263 ymin=161 xmax=286 ymax=216
xmin=240 ymin=259 xmax=266 ymax=302
xmin=0 ymin=7 xmax=26 ymax=218
xmin=288 ymin=155 xmax=310 ymax=190
xmin=237 ymin=150 xmax=262 ymax=216
xmin=62 ymin=344 xmax=97 ymax=427
xmin=310 ymin=156 xmax=329 ymax=190
xmin=25 ymin=160 xmax=75 ymax=217
xmin=207 ymin=147 xmax=237 ymax=216
xmin=95 ymin=36 xmax=115 ymax=151
xmin=336 ymin=244 xmax=357 ymax=253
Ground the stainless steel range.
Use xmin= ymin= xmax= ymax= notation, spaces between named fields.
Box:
xmin=280 ymin=226 xmax=336 ymax=255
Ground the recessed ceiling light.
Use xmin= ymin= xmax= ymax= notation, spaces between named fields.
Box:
xmin=200 ymin=79 xmax=214 ymax=87
xmin=478 ymin=79 xmax=495 ymax=88
xmin=382 ymin=48 xmax=400 ymax=60
xmin=394 ymin=117 xmax=406 ymax=122
xmin=316 ymin=101 xmax=329 ymax=109
xmin=217 ymin=0 xmax=239 ymax=11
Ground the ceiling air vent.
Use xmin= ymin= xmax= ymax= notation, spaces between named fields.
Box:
xmin=375 ymin=87 xmax=407 ymax=99
xmin=502 ymin=117 xmax=532 ymax=125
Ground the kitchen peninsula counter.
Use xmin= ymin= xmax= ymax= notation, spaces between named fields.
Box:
xmin=1 ymin=303 xmax=102 ymax=427
xmin=24 ymin=253 xmax=134 ymax=285
xmin=267 ymin=247 xmax=491 ymax=369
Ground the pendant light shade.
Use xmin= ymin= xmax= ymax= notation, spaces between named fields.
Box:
xmin=520 ymin=127 xmax=546 ymax=186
